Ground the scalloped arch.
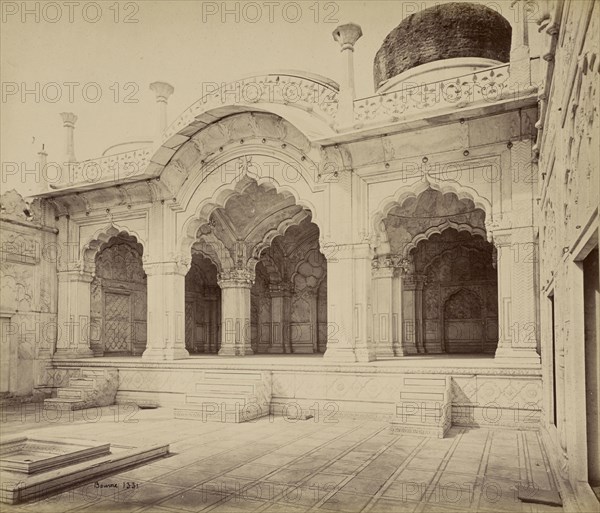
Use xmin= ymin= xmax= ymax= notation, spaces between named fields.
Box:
xmin=372 ymin=179 xmax=493 ymax=252
xmin=423 ymin=245 xmax=493 ymax=275
xmin=81 ymin=223 xmax=146 ymax=272
xmin=250 ymin=210 xmax=310 ymax=265
xmin=256 ymin=252 xmax=283 ymax=283
xmin=179 ymin=168 xmax=325 ymax=267
xmin=190 ymin=231 xmax=234 ymax=272
xmin=290 ymin=246 xmax=326 ymax=290
xmin=403 ymin=221 xmax=488 ymax=257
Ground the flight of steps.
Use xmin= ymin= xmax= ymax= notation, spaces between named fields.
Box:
xmin=44 ymin=368 xmax=118 ymax=411
xmin=174 ymin=370 xmax=272 ymax=423
xmin=390 ymin=375 xmax=452 ymax=438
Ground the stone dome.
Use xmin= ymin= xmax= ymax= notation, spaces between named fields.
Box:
xmin=373 ymin=2 xmax=512 ymax=90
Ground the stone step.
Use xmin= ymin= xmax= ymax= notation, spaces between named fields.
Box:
xmin=185 ymin=393 xmax=257 ymax=406
xmin=399 ymin=390 xmax=447 ymax=402
xmin=81 ymin=369 xmax=108 ymax=378
xmin=195 ymin=382 xmax=257 ymax=395
xmin=179 ymin=370 xmax=271 ymax=423
xmin=392 ymin=375 xmax=452 ymax=438
xmin=390 ymin=420 xmax=449 ymax=438
xmin=44 ymin=367 xmax=118 ymax=412
xmin=395 ymin=407 xmax=450 ymax=425
xmin=57 ymin=388 xmax=85 ymax=400
xmin=44 ymin=398 xmax=88 ymax=411
xmin=68 ymin=378 xmax=96 ymax=388
xmin=401 ymin=376 xmax=448 ymax=388
xmin=396 ymin=400 xmax=451 ymax=413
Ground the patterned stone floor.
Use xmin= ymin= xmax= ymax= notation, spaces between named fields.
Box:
xmin=1 ymin=406 xmax=563 ymax=513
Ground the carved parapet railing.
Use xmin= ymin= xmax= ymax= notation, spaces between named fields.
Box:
xmin=162 ymin=73 xmax=339 ymax=141
xmin=50 ymin=146 xmax=153 ymax=189
xmin=353 ymin=62 xmax=537 ymax=125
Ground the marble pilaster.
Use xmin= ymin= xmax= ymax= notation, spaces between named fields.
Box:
xmin=55 ymin=270 xmax=94 ymax=358
xmin=371 ymin=258 xmax=396 ymax=358
xmin=493 ymin=229 xmax=540 ymax=364
xmin=142 ymin=261 xmax=190 ymax=361
xmin=324 ymin=243 xmax=376 ymax=362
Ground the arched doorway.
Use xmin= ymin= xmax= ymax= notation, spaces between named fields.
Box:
xmin=412 ymin=228 xmax=498 ymax=354
xmin=185 ymin=254 xmax=221 ymax=354
xmin=378 ymin=189 xmax=498 ymax=355
xmin=90 ymin=234 xmax=147 ymax=356
xmin=416 ymin=230 xmax=498 ymax=354
xmin=187 ymin=178 xmax=328 ymax=356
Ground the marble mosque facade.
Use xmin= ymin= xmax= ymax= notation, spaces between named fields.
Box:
xmin=0 ymin=1 xmax=598 ymax=509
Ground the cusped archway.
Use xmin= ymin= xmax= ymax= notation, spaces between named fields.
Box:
xmin=90 ymin=233 xmax=147 ymax=356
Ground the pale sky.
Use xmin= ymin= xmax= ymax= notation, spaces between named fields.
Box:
xmin=1 ymin=0 xmax=542 ymax=196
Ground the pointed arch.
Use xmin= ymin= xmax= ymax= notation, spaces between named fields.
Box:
xmin=371 ymin=178 xmax=493 ymax=253
xmin=403 ymin=220 xmax=488 ymax=258
xmin=81 ymin=224 xmax=146 ymax=272
xmin=178 ymin=167 xmax=326 ymax=268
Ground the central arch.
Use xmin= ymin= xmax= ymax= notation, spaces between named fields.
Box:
xmin=183 ymin=176 xmax=328 ymax=356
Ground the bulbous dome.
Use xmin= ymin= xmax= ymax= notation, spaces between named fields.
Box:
xmin=373 ymin=2 xmax=512 ymax=89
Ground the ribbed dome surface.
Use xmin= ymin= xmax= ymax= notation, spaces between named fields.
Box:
xmin=373 ymin=2 xmax=512 ymax=88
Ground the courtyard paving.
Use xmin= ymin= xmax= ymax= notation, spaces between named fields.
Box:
xmin=1 ymin=405 xmax=563 ymax=513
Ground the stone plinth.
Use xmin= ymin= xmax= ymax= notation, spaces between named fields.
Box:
xmin=0 ymin=437 xmax=110 ymax=474
xmin=0 ymin=437 xmax=169 ymax=504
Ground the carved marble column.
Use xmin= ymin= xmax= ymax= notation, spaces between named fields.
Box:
xmin=401 ymin=272 xmax=427 ymax=355
xmin=142 ymin=261 xmax=189 ymax=361
xmin=218 ymin=269 xmax=254 ymax=356
xmin=55 ymin=270 xmax=94 ymax=358
xmin=493 ymin=229 xmax=540 ymax=364
xmin=372 ymin=257 xmax=396 ymax=358
xmin=324 ymin=243 xmax=376 ymax=362
xmin=268 ymin=282 xmax=291 ymax=354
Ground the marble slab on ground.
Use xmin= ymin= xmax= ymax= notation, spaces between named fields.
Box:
xmin=0 ymin=436 xmax=110 ymax=474
xmin=0 ymin=438 xmax=169 ymax=505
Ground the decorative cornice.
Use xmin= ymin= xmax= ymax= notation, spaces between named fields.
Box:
xmin=218 ymin=268 xmax=255 ymax=288
xmin=372 ymin=254 xmax=413 ymax=275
